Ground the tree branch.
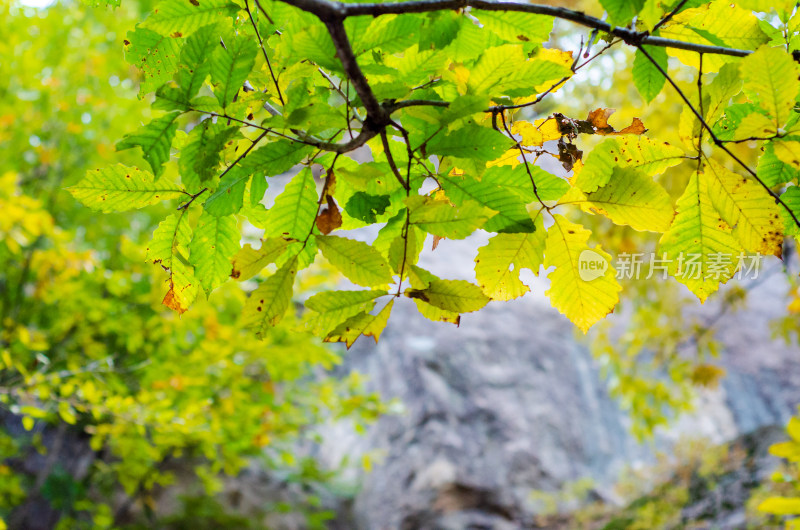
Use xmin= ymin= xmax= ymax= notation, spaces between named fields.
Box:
xmin=636 ymin=45 xmax=800 ymax=230
xmin=324 ymin=19 xmax=388 ymax=125
xmin=276 ymin=0 xmax=753 ymax=58
xmin=244 ymin=0 xmax=285 ymax=106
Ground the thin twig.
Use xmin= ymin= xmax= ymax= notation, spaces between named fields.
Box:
xmin=381 ymin=130 xmax=409 ymax=190
xmin=636 ymin=45 xmax=800 ymax=230
xmin=652 ymin=0 xmax=689 ymax=33
xmin=245 ymin=0 xmax=285 ymax=105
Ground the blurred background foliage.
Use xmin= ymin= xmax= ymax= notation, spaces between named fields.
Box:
xmin=3 ymin=0 xmax=800 ymax=528
xmin=0 ymin=1 xmax=383 ymax=527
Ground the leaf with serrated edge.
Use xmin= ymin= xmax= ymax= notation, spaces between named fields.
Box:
xmin=147 ymin=210 xmax=198 ymax=314
xmin=241 ymin=257 xmax=298 ymax=335
xmin=475 ymin=216 xmax=546 ymax=301
xmin=142 ymin=0 xmax=239 ymax=37
xmin=211 ymin=33 xmax=258 ymax=108
xmin=325 ymin=300 xmax=394 ymax=348
xmin=116 ymin=112 xmax=179 ymax=178
xmin=69 ymin=165 xmax=184 ymax=212
xmin=406 ymin=195 xmax=492 ymax=239
xmin=406 ymin=278 xmax=489 ymax=313
xmin=575 ymin=136 xmax=684 ymax=193
xmin=705 ymin=159 xmax=783 ymax=256
xmin=583 ymin=167 xmax=674 ymax=232
xmin=406 ymin=265 xmax=462 ymax=324
xmin=544 ymin=215 xmax=622 ymax=332
xmin=658 ymin=171 xmax=743 ymax=302
xmin=189 ymin=212 xmax=240 ymax=293
xmin=230 ymin=238 xmax=292 ymax=281
xmin=264 ymin=168 xmax=319 ymax=239
xmin=315 ymin=235 xmax=393 ymax=287
xmin=305 ymin=289 xmax=387 ymax=336
xmin=740 ymin=45 xmax=800 ymax=129
xmin=632 ymin=46 xmax=667 ymax=104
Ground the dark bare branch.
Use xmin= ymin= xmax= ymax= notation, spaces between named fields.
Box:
xmin=276 ymin=0 xmax=753 ymax=58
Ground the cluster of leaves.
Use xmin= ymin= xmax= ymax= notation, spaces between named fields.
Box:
xmin=69 ymin=0 xmax=800 ymax=350
xmin=1 ymin=1 xmax=382 ymax=527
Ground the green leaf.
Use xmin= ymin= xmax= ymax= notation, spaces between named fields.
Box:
xmin=659 ymin=1 xmax=768 ymax=71
xmin=281 ymin=25 xmax=340 ymax=72
xmin=387 ymin=224 xmax=424 ymax=274
xmin=474 ymin=217 xmax=546 ymax=301
xmin=779 ymin=186 xmax=800 ymax=237
xmin=344 ymin=192 xmax=391 ymax=224
xmin=305 ymin=289 xmax=388 ymax=336
xmin=251 ymin=174 xmax=268 ymax=208
xmin=241 ymin=257 xmax=298 ymax=335
xmin=230 ymin=238 xmax=292 ymax=281
xmin=544 ymin=215 xmax=622 ymax=333
xmin=263 ymin=168 xmax=319 ymax=239
xmin=147 ymin=211 xmax=193 ymax=268
xmin=116 ymin=112 xmax=180 ymax=178
xmin=466 ymin=45 xmax=570 ymax=96
xmin=189 ymin=211 xmax=240 ymax=293
xmin=406 ymin=278 xmax=489 ymax=313
xmin=632 ymin=46 xmax=667 ymax=104
xmin=758 ymin=142 xmax=798 ymax=187
xmin=740 ymin=45 xmax=800 ymax=128
xmin=124 ymin=27 xmax=182 ymax=97
xmin=427 ymin=123 xmax=512 ymax=161
xmin=599 ymin=0 xmax=645 ymax=26
xmin=404 ymin=266 xmax=462 ymax=325
xmin=325 ymin=300 xmax=394 ymax=348
xmin=406 ymin=195 xmax=492 ymax=239
xmin=658 ymin=171 xmax=743 ymax=302
xmin=211 ymin=33 xmax=258 ymax=108
xmin=203 ymin=169 xmax=249 ymax=217
xmin=351 ymin=15 xmax=423 ymax=55
xmin=704 ymin=63 xmax=742 ymax=125
xmin=142 ymin=0 xmax=239 ymax=37
xmin=440 ymin=172 xmax=536 ymax=233
xmin=315 ymin=235 xmax=394 ymax=287
xmin=239 ymin=141 xmax=312 ymax=177
xmin=69 ymin=164 xmax=184 ymax=212
xmin=147 ymin=210 xmax=199 ymax=314
xmin=705 ymin=159 xmax=783 ymax=256
xmin=179 ymin=120 xmax=240 ymax=191
xmin=176 ymin=22 xmax=221 ymax=100
xmin=584 ymin=167 xmax=674 ymax=232
xmin=574 ymin=136 xmax=685 ymax=193
xmin=471 ymin=10 xmax=553 ymax=46
xmin=482 ymin=165 xmax=570 ymax=202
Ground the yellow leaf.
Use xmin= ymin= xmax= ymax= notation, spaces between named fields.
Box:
xmin=658 ymin=171 xmax=743 ymax=302
xmin=544 ymin=215 xmax=622 ymax=332
xmin=774 ymin=140 xmax=800 ymax=169
xmin=758 ymin=496 xmax=800 ymax=515
xmin=705 ymin=159 xmax=783 ymax=256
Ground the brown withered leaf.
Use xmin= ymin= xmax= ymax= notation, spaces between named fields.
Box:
xmin=616 ymin=118 xmax=647 ymax=135
xmin=558 ymin=141 xmax=583 ymax=172
xmin=315 ymin=195 xmax=342 ymax=235
xmin=162 ymin=287 xmax=188 ymax=315
xmin=586 ymin=108 xmax=647 ymax=136
xmin=431 ymin=235 xmax=444 ymax=250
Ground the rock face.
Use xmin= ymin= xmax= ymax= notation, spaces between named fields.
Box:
xmin=313 ymin=235 xmax=800 ymax=529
